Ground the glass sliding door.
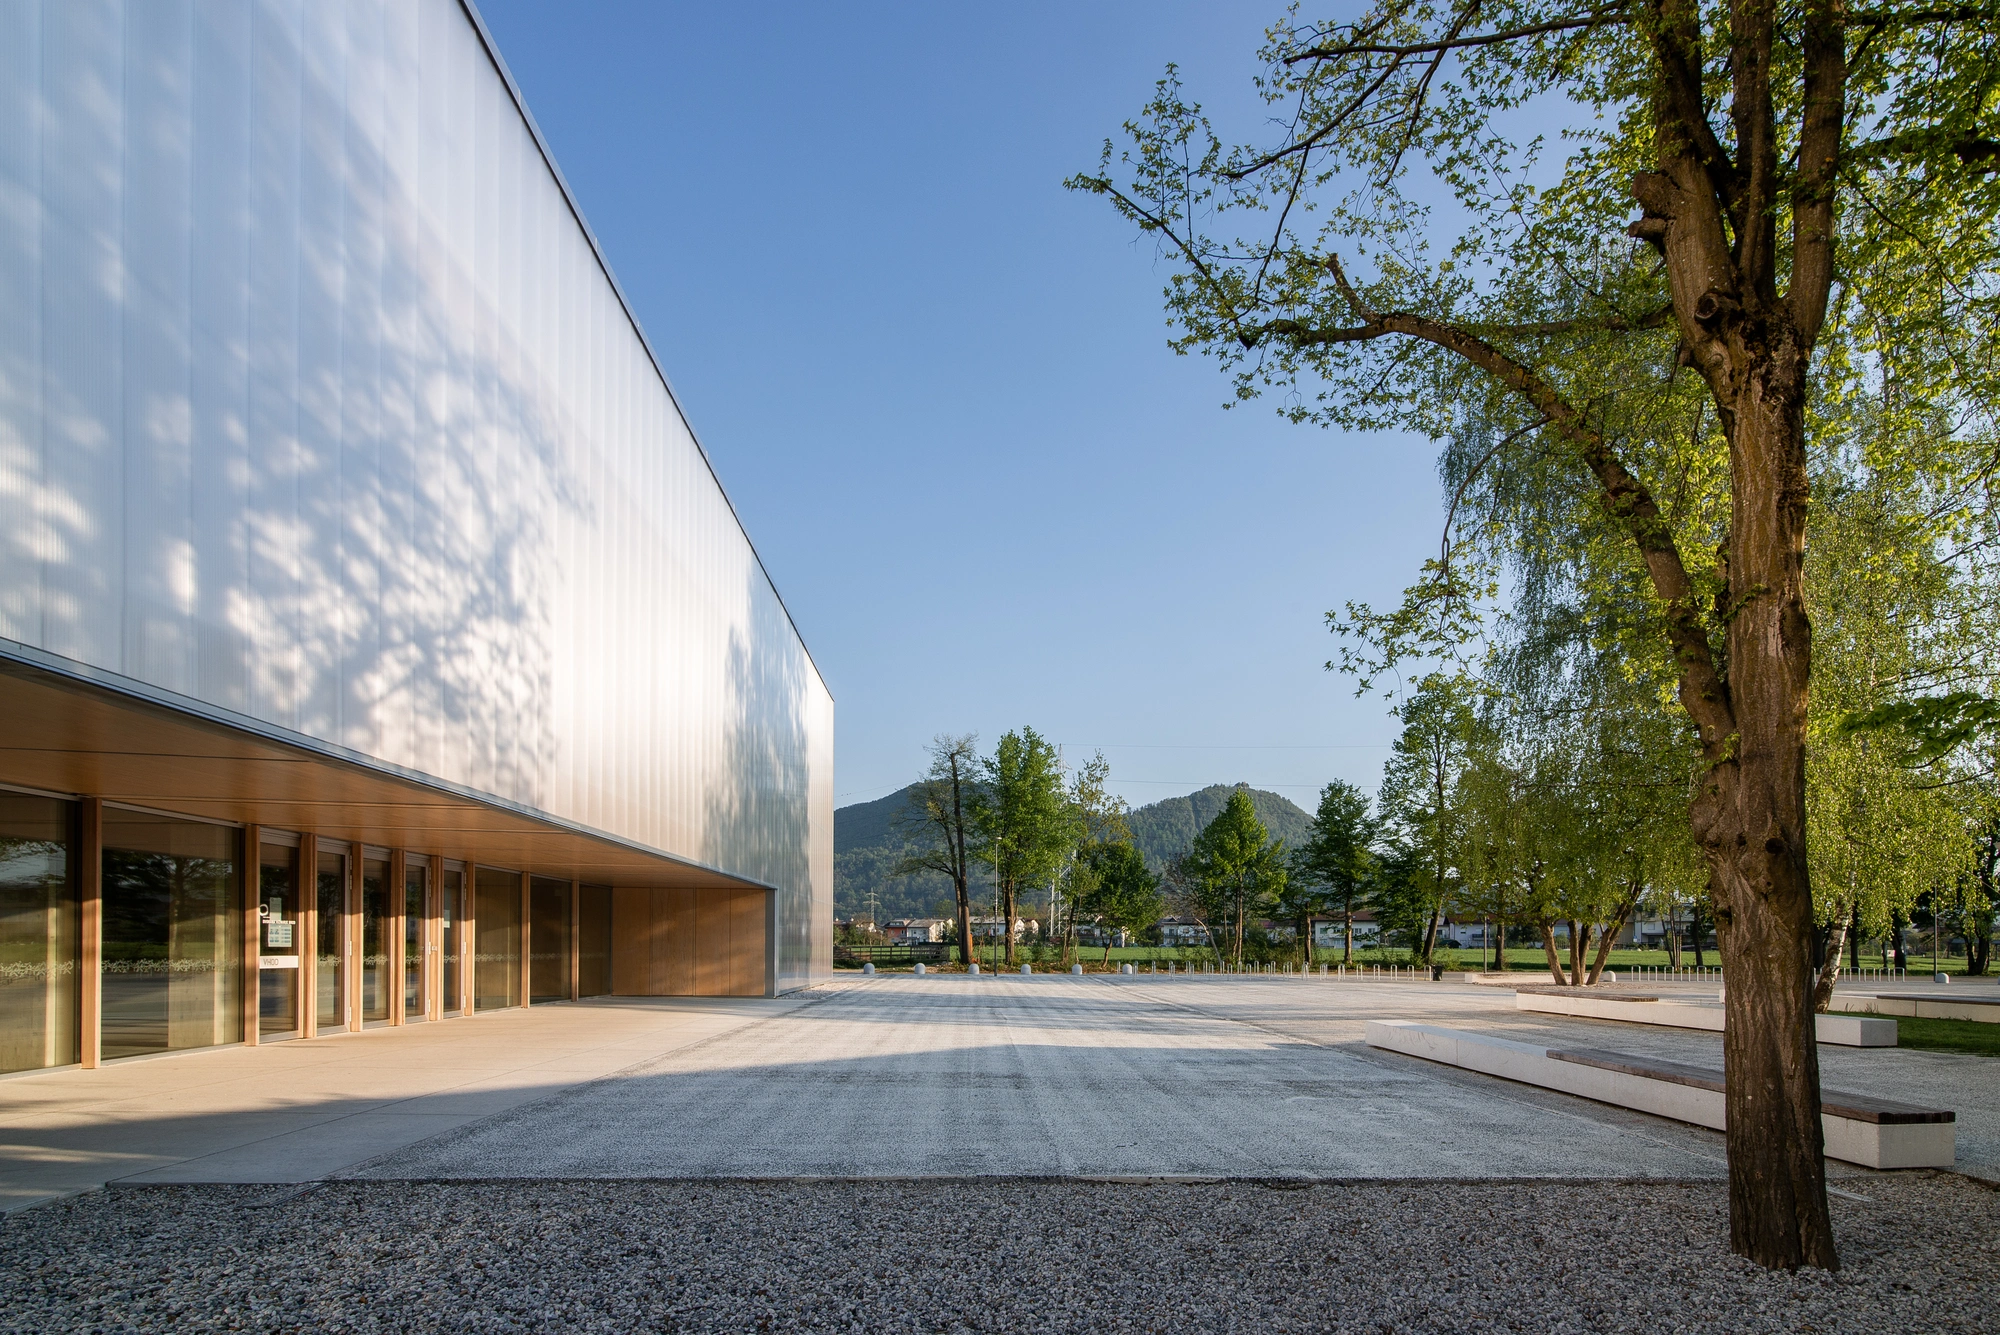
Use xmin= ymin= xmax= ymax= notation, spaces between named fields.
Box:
xmin=440 ymin=866 xmax=463 ymax=1015
xmin=0 ymin=793 xmax=78 ymax=1073
xmin=258 ymin=842 xmax=301 ymax=1038
xmin=529 ymin=877 xmax=571 ymax=1003
xmin=360 ymin=856 xmax=391 ymax=1023
xmin=316 ymin=850 xmax=346 ymax=1033
xmin=473 ymin=867 xmax=519 ymax=1011
xmin=101 ymin=811 xmax=240 ymax=1060
xmin=403 ymin=859 xmax=427 ymax=1020
xmin=578 ymin=885 xmax=612 ymax=998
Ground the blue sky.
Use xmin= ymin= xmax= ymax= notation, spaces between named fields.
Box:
xmin=475 ymin=0 xmax=1446 ymax=811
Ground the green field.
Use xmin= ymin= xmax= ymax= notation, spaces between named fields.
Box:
xmin=840 ymin=941 xmax=1992 ymax=982
xmin=1891 ymin=1016 xmax=2000 ymax=1057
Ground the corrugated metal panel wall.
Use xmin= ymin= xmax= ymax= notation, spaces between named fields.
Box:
xmin=0 ymin=0 xmax=831 ymax=985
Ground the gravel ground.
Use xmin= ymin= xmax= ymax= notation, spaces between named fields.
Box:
xmin=3 ymin=1174 xmax=1994 ymax=1334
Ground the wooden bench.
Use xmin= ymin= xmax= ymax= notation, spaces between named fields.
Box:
xmin=1364 ymin=1020 xmax=1954 ymax=1169
xmin=1514 ymin=990 xmax=1897 ymax=1046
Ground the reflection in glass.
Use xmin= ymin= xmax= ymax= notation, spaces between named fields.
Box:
xmin=101 ymin=811 xmax=239 ymax=1060
xmin=258 ymin=843 xmax=300 ymax=1038
xmin=0 ymin=794 xmax=78 ymax=1073
xmin=404 ymin=860 xmax=426 ymax=1019
xmin=440 ymin=868 xmax=463 ymax=1015
xmin=473 ymin=868 xmax=519 ymax=1010
xmin=361 ymin=858 xmax=390 ymax=1023
xmin=529 ymin=876 xmax=570 ymax=1003
xmin=317 ymin=851 xmax=345 ymax=1031
xmin=578 ymin=885 xmax=612 ymax=998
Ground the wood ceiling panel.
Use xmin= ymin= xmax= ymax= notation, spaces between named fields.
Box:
xmin=0 ymin=659 xmax=755 ymax=892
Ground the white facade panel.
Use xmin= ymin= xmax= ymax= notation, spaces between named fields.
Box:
xmin=0 ymin=0 xmax=833 ymax=984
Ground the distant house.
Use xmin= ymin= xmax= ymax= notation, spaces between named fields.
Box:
xmin=969 ymin=917 xmax=1036 ymax=942
xmin=1154 ymin=916 xmax=1212 ymax=947
xmin=886 ymin=918 xmax=946 ymax=944
xmin=1312 ymin=913 xmax=1381 ymax=950
xmin=1074 ymin=920 xmax=1130 ymax=948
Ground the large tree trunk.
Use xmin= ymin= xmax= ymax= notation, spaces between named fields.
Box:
xmin=1678 ymin=342 xmax=1837 ymax=1269
xmin=1539 ymin=922 xmax=1569 ymax=985
xmin=1343 ymin=905 xmax=1354 ymax=965
xmin=1003 ymin=881 xmax=1017 ymax=966
xmin=954 ymin=882 xmax=973 ymax=973
xmin=1585 ymin=888 xmax=1640 ymax=985
xmin=1813 ymin=918 xmax=1848 ymax=1013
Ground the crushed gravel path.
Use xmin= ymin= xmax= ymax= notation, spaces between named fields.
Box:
xmin=3 ymin=1173 xmax=1993 ymax=1333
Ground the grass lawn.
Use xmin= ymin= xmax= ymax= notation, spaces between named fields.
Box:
xmin=1893 ymin=1015 xmax=2000 ymax=1057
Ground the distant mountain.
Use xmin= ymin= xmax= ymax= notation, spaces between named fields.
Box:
xmin=832 ymin=781 xmax=1317 ymax=919
xmin=1125 ymin=784 xmax=1317 ymax=870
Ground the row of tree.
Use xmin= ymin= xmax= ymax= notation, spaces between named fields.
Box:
xmin=893 ymin=731 xmax=1161 ymax=967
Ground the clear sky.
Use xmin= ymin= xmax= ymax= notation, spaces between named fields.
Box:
xmin=474 ymin=0 xmax=1447 ymax=811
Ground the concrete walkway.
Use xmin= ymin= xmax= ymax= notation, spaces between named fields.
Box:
xmin=5 ymin=975 xmax=1990 ymax=1210
xmin=0 ymin=994 xmax=817 ymax=1210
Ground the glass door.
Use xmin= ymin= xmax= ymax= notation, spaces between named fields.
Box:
xmin=258 ymin=842 xmax=300 ymax=1038
xmin=361 ymin=855 xmax=391 ymax=1023
xmin=440 ymin=866 xmax=463 ymax=1015
xmin=529 ymin=877 xmax=571 ymax=1003
xmin=316 ymin=849 xmax=346 ymax=1033
xmin=403 ymin=859 xmax=427 ymax=1021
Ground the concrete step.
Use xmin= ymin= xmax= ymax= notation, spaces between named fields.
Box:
xmin=1514 ymin=990 xmax=1896 ymax=1046
xmin=1365 ymin=1020 xmax=1954 ymax=1170
xmin=1832 ymin=993 xmax=2000 ymax=1024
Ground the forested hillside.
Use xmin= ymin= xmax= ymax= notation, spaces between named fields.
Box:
xmin=833 ymin=782 xmax=1316 ymax=919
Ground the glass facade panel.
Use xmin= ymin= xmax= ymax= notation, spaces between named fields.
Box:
xmin=440 ymin=867 xmax=463 ymax=1015
xmin=578 ymin=885 xmax=612 ymax=998
xmin=258 ymin=843 xmax=300 ymax=1038
xmin=473 ymin=868 xmax=519 ymax=1011
xmin=0 ymin=794 xmax=78 ymax=1073
xmin=404 ymin=861 xmax=426 ymax=1020
xmin=316 ymin=851 xmax=346 ymax=1032
xmin=529 ymin=877 xmax=571 ymax=1003
xmin=101 ymin=811 xmax=240 ymax=1060
xmin=360 ymin=857 xmax=391 ymax=1022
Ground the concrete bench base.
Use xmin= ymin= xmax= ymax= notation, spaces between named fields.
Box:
xmin=1365 ymin=1020 xmax=1954 ymax=1170
xmin=1832 ymin=993 xmax=2000 ymax=1024
xmin=1515 ymin=991 xmax=1897 ymax=1047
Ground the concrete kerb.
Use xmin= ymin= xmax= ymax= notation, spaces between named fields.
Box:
xmin=1515 ymin=990 xmax=1898 ymax=1047
xmin=1833 ymin=993 xmax=2000 ymax=1024
xmin=1364 ymin=1019 xmax=1955 ymax=1171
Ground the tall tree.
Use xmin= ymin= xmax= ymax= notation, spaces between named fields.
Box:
xmin=1073 ymin=2 xmax=2000 ymax=1268
xmin=1183 ymin=787 xmax=1288 ymax=968
xmin=1078 ymin=841 xmax=1164 ymax=964
xmin=1378 ymin=675 xmax=1477 ymax=966
xmin=1057 ymin=752 xmax=1133 ymax=963
xmin=971 ymin=728 xmax=1074 ymax=966
xmin=1290 ymin=780 xmax=1378 ymax=964
xmin=894 ymin=735 xmax=982 ymax=965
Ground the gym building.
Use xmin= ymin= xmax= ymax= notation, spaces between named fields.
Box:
xmin=0 ymin=0 xmax=834 ymax=1077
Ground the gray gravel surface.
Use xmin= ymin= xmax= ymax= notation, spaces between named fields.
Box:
xmin=3 ymin=1174 xmax=1994 ymax=1334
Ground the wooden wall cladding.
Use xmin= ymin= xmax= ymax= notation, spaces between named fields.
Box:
xmin=611 ymin=887 xmax=767 ymax=996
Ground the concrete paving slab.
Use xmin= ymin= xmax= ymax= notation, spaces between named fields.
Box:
xmin=0 ymin=993 xmax=823 ymax=1209
xmin=351 ymin=977 xmax=1731 ymax=1183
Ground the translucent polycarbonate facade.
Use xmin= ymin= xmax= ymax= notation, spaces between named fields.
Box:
xmin=0 ymin=0 xmax=831 ymax=989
